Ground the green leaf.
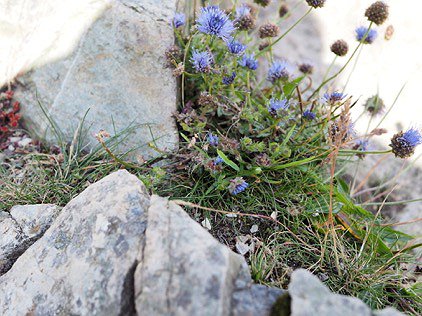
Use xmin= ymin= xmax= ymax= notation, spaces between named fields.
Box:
xmin=217 ymin=149 xmax=240 ymax=172
xmin=283 ymin=76 xmax=304 ymax=97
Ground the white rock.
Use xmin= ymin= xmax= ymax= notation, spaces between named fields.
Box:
xmin=14 ymin=0 xmax=182 ymax=159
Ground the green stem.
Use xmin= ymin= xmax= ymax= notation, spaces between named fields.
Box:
xmin=256 ymin=8 xmax=313 ymax=57
xmin=308 ymin=22 xmax=374 ymax=100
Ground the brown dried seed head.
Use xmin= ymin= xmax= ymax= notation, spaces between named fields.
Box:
xmin=365 ymin=1 xmax=389 ymax=25
xmin=254 ymin=0 xmax=271 ymax=7
xmin=235 ymin=15 xmax=256 ymax=31
xmin=390 ymin=132 xmax=415 ymax=158
xmin=279 ymin=4 xmax=289 ymax=18
xmin=259 ymin=23 xmax=280 ymax=38
xmin=330 ymin=40 xmax=349 ymax=57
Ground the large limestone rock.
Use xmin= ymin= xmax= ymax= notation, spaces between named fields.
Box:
xmin=288 ymin=269 xmax=403 ymax=316
xmin=15 ymin=0 xmax=182 ymax=159
xmin=135 ymin=195 xmax=283 ymax=316
xmin=0 ymin=170 xmax=282 ymax=315
xmin=0 ymin=204 xmax=60 ymax=275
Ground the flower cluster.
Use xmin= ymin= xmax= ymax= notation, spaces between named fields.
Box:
xmin=229 ymin=177 xmax=249 ymax=195
xmin=267 ymin=60 xmax=290 ymax=83
xmin=390 ymin=128 xmax=422 ymax=159
xmin=191 ymin=50 xmax=213 ymax=73
xmin=196 ymin=6 xmax=235 ymax=41
xmin=355 ymin=26 xmax=378 ymax=44
xmin=268 ymin=98 xmax=289 ymax=116
xmin=323 ymin=92 xmax=346 ymax=103
xmin=239 ymin=54 xmax=258 ymax=70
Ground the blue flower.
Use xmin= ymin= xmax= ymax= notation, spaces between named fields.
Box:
xmin=238 ymin=53 xmax=258 ymax=70
xmin=222 ymin=72 xmax=236 ymax=85
xmin=355 ymin=139 xmax=369 ymax=152
xmin=323 ymin=92 xmax=346 ymax=103
xmin=191 ymin=50 xmax=213 ymax=73
xmin=196 ymin=6 xmax=235 ymax=41
xmin=229 ymin=177 xmax=249 ymax=195
xmin=303 ymin=110 xmax=316 ymax=120
xmin=173 ymin=13 xmax=185 ymax=28
xmin=355 ymin=26 xmax=378 ymax=44
xmin=390 ymin=127 xmax=422 ymax=158
xmin=214 ymin=156 xmax=224 ymax=165
xmin=268 ymin=98 xmax=289 ymax=116
xmin=207 ymin=132 xmax=219 ymax=147
xmin=403 ymin=128 xmax=422 ymax=147
xmin=235 ymin=4 xmax=251 ymax=18
xmin=267 ymin=60 xmax=290 ymax=83
xmin=227 ymin=40 xmax=246 ymax=55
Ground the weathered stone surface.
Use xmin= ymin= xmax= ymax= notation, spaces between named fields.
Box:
xmin=0 ymin=204 xmax=60 ymax=275
xmin=15 ymin=0 xmax=182 ymax=159
xmin=0 ymin=170 xmax=150 ymax=315
xmin=0 ymin=171 xmax=282 ymax=315
xmin=289 ymin=269 xmax=404 ymax=316
xmin=135 ymin=195 xmax=283 ymax=316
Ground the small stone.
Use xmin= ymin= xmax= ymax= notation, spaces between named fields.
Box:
xmin=201 ymin=217 xmax=212 ymax=230
xmin=250 ymin=224 xmax=259 ymax=233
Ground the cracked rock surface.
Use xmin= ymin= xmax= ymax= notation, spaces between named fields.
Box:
xmin=15 ymin=0 xmax=182 ymax=159
xmin=0 ymin=204 xmax=60 ymax=276
xmin=0 ymin=170 xmax=283 ymax=315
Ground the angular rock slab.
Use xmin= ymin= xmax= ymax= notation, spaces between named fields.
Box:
xmin=0 ymin=170 xmax=283 ymax=315
xmin=289 ymin=269 xmax=404 ymax=316
xmin=15 ymin=0 xmax=182 ymax=159
xmin=135 ymin=195 xmax=284 ymax=316
xmin=0 ymin=204 xmax=60 ymax=275
xmin=0 ymin=170 xmax=150 ymax=315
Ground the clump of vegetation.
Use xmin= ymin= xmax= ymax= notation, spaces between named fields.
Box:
xmin=1 ymin=1 xmax=421 ymax=314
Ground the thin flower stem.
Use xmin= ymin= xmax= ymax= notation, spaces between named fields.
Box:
xmin=308 ymin=22 xmax=374 ymax=100
xmin=338 ymin=149 xmax=391 ymax=155
xmin=342 ymin=45 xmax=364 ymax=93
xmin=358 ymin=198 xmax=422 ymax=207
xmin=256 ymin=8 xmax=313 ymax=57
xmin=373 ymin=83 xmax=406 ymax=130
xmin=321 ymin=55 xmax=337 ymax=84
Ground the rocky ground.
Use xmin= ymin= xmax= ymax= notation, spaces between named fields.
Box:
xmin=0 ymin=170 xmax=405 ymax=315
xmin=0 ymin=0 xmax=420 ymax=315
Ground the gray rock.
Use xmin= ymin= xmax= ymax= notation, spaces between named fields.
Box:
xmin=15 ymin=0 xmax=183 ymax=159
xmin=373 ymin=308 xmax=404 ymax=316
xmin=0 ymin=170 xmax=150 ymax=315
xmin=0 ymin=204 xmax=60 ymax=276
xmin=135 ymin=195 xmax=283 ymax=316
xmin=288 ymin=269 xmax=404 ymax=316
xmin=0 ymin=170 xmax=282 ymax=315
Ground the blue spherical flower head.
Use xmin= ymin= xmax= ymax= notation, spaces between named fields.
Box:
xmin=214 ymin=156 xmax=224 ymax=165
xmin=303 ymin=110 xmax=316 ymax=120
xmin=196 ymin=6 xmax=235 ymax=41
xmin=227 ymin=40 xmax=246 ymax=55
xmin=191 ymin=50 xmax=213 ymax=73
xmin=390 ymin=127 xmax=422 ymax=158
xmin=235 ymin=4 xmax=251 ymax=18
xmin=355 ymin=139 xmax=369 ymax=152
xmin=323 ymin=92 xmax=346 ymax=103
xmin=355 ymin=26 xmax=378 ymax=44
xmin=267 ymin=60 xmax=290 ymax=83
xmin=207 ymin=132 xmax=219 ymax=147
xmin=268 ymin=98 xmax=289 ymax=116
xmin=173 ymin=12 xmax=185 ymax=28
xmin=222 ymin=72 xmax=236 ymax=85
xmin=229 ymin=177 xmax=249 ymax=195
xmin=238 ymin=54 xmax=258 ymax=70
